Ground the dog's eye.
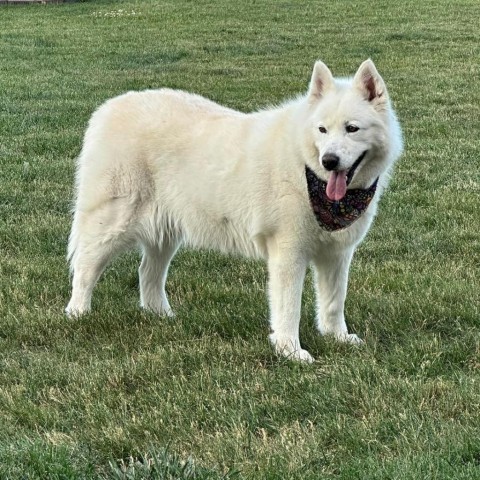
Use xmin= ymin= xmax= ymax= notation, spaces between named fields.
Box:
xmin=318 ymin=126 xmax=327 ymax=134
xmin=346 ymin=125 xmax=360 ymax=133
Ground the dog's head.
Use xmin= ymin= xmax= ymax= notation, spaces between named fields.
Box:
xmin=306 ymin=59 xmax=402 ymax=201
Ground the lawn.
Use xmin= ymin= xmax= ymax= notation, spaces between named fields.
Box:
xmin=0 ymin=0 xmax=479 ymax=478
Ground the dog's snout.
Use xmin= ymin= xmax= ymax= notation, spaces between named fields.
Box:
xmin=322 ymin=153 xmax=340 ymax=171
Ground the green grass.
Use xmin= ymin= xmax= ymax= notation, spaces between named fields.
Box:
xmin=0 ymin=0 xmax=479 ymax=478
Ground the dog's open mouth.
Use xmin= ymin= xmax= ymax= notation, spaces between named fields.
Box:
xmin=326 ymin=150 xmax=368 ymax=201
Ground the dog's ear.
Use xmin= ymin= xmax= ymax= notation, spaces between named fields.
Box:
xmin=308 ymin=61 xmax=335 ymax=102
xmin=353 ymin=59 xmax=388 ymax=108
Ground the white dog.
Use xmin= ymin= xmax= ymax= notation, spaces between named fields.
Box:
xmin=66 ymin=59 xmax=402 ymax=362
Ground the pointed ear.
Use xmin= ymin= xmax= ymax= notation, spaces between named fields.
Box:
xmin=353 ymin=59 xmax=388 ymax=106
xmin=308 ymin=61 xmax=335 ymax=102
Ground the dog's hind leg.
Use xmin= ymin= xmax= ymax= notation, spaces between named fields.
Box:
xmin=139 ymin=235 xmax=180 ymax=317
xmin=66 ymin=197 xmax=137 ymax=317
xmin=312 ymin=247 xmax=363 ymax=344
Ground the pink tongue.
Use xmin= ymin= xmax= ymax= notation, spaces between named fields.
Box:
xmin=326 ymin=171 xmax=348 ymax=201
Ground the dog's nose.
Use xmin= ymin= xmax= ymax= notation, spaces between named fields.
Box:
xmin=322 ymin=153 xmax=340 ymax=171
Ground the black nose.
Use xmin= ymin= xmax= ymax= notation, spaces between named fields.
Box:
xmin=322 ymin=153 xmax=340 ymax=171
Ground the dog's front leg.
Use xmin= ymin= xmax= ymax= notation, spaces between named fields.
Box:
xmin=313 ymin=247 xmax=363 ymax=344
xmin=267 ymin=251 xmax=313 ymax=362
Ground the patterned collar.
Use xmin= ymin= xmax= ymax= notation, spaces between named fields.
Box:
xmin=305 ymin=165 xmax=378 ymax=232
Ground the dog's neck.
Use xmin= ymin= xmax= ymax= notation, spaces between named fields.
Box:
xmin=305 ymin=165 xmax=378 ymax=232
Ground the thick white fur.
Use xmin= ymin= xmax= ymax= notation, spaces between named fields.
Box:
xmin=66 ymin=59 xmax=403 ymax=362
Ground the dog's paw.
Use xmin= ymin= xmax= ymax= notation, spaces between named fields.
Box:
xmin=293 ymin=348 xmax=315 ymax=363
xmin=141 ymin=301 xmax=175 ymax=318
xmin=335 ymin=332 xmax=364 ymax=345
xmin=65 ymin=304 xmax=87 ymax=318
xmin=281 ymin=346 xmax=315 ymax=363
xmin=269 ymin=334 xmax=315 ymax=363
